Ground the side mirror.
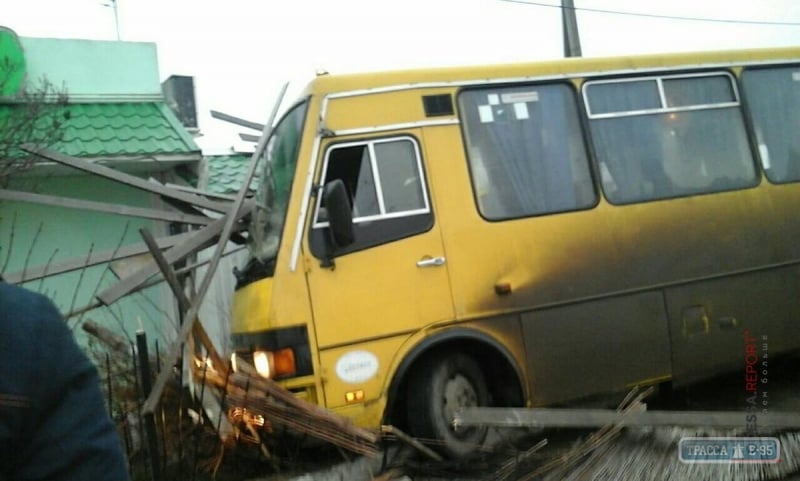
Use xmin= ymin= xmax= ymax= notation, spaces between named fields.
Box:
xmin=323 ymin=179 xmax=355 ymax=248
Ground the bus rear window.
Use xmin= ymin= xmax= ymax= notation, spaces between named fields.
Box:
xmin=742 ymin=66 xmax=800 ymax=184
xmin=459 ymin=83 xmax=596 ymax=220
xmin=584 ymin=72 xmax=756 ymax=204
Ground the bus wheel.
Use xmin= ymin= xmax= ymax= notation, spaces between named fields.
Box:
xmin=407 ymin=352 xmax=489 ymax=458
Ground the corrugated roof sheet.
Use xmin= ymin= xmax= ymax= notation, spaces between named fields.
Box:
xmin=1 ymin=102 xmax=199 ymax=158
xmin=205 ymin=154 xmax=260 ymax=194
xmin=58 ymin=103 xmax=199 ymax=156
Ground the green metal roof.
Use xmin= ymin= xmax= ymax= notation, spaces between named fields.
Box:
xmin=1 ymin=102 xmax=200 ymax=158
xmin=57 ymin=102 xmax=199 ymax=157
xmin=205 ymin=153 xmax=259 ymax=194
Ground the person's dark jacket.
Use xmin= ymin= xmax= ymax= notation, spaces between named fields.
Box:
xmin=0 ymin=281 xmax=130 ymax=480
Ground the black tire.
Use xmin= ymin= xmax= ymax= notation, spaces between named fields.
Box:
xmin=406 ymin=352 xmax=489 ymax=458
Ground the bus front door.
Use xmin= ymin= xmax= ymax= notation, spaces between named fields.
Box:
xmin=303 ymin=134 xmax=454 ymax=413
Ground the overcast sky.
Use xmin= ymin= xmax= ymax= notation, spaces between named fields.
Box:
xmin=2 ymin=0 xmax=799 ymax=152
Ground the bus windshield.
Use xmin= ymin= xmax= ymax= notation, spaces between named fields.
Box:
xmin=247 ymin=101 xmax=308 ymax=268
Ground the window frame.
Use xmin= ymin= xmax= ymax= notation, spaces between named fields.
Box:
xmin=582 ymin=70 xmax=760 ymax=205
xmin=583 ymin=71 xmax=741 ymax=120
xmin=307 ymin=134 xmax=435 ymax=261
xmin=311 ymin=135 xmax=431 ymax=229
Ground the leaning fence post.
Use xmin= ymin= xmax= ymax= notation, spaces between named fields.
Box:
xmin=105 ymin=352 xmax=113 ymax=414
xmin=137 ymin=330 xmax=162 ymax=481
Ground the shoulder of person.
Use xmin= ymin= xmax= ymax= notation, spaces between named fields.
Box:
xmin=0 ymin=281 xmax=72 ymax=360
xmin=0 ymin=281 xmax=65 ymax=324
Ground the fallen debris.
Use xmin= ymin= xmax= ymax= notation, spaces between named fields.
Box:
xmin=195 ymin=353 xmax=381 ymax=458
xmin=381 ymin=425 xmax=443 ymax=462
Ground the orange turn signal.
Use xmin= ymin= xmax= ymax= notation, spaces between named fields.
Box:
xmin=345 ymin=390 xmax=365 ymax=403
xmin=272 ymin=347 xmax=296 ymax=378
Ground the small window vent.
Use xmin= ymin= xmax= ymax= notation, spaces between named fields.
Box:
xmin=422 ymin=94 xmax=454 ymax=117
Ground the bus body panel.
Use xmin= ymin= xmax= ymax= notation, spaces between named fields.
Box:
xmin=318 ymin=335 xmax=408 ymax=422
xmin=665 ymin=264 xmax=800 ymax=385
xmin=520 ymin=291 xmax=671 ymax=405
xmin=230 ymin=277 xmax=273 ymax=335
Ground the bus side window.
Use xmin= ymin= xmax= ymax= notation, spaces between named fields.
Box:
xmin=459 ymin=83 xmax=596 ymax=220
xmin=742 ymin=66 xmax=800 ymax=184
xmin=317 ymin=144 xmax=380 ymax=220
xmin=585 ymin=73 xmax=756 ymax=204
xmin=373 ymin=140 xmax=426 ymax=214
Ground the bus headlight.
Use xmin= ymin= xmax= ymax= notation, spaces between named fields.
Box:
xmin=232 ymin=348 xmax=297 ymax=379
xmin=253 ymin=350 xmax=272 ymax=378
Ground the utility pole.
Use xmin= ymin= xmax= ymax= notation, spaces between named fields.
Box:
xmin=103 ymin=0 xmax=121 ymax=40
xmin=112 ymin=0 xmax=121 ymax=40
xmin=562 ymin=0 xmax=582 ymax=57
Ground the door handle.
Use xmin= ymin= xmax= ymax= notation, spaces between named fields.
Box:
xmin=416 ymin=256 xmax=446 ymax=268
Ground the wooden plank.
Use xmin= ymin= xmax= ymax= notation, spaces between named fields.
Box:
xmin=160 ymin=196 xmax=212 ymax=221
xmin=210 ymin=110 xmax=265 ymax=131
xmin=143 ymin=84 xmax=288 ymax=415
xmin=381 ymin=425 xmax=443 ymax=462
xmin=96 ymin=202 xmax=252 ymax=306
xmin=0 ymin=188 xmax=213 ymax=225
xmin=5 ymin=231 xmax=195 ymax=284
xmin=139 ymin=228 xmax=228 ymax=373
xmin=163 ymin=183 xmax=237 ymax=202
xmin=82 ymin=320 xmax=129 ymax=353
xmin=20 ymin=145 xmax=230 ymax=213
xmin=139 ymin=228 xmax=191 ymax=313
xmin=63 ymin=245 xmax=244 ymax=319
xmin=239 ymin=133 xmax=261 ymax=142
xmin=453 ymin=407 xmax=800 ymax=429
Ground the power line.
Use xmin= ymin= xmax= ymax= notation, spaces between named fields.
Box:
xmin=498 ymin=0 xmax=800 ymax=26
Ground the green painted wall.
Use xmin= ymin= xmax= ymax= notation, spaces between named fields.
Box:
xmin=19 ymin=37 xmax=161 ymax=101
xmin=0 ymin=174 xmax=178 ymax=348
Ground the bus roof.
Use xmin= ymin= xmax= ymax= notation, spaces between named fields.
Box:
xmin=299 ymin=46 xmax=800 ymax=98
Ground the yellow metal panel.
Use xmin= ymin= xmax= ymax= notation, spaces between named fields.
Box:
xmin=278 ymin=376 xmax=319 ymax=404
xmin=301 ymin=47 xmax=800 ymax=98
xmin=230 ymin=277 xmax=273 ymax=334
xmin=304 ymin=131 xmax=455 ymax=349
xmin=325 ymin=88 xmax=455 ymax=132
xmin=318 ymin=336 xmax=407 ymax=411
xmin=328 ymin=397 xmax=388 ymax=430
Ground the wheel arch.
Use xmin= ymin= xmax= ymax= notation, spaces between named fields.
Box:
xmin=383 ymin=327 xmax=526 ymax=426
